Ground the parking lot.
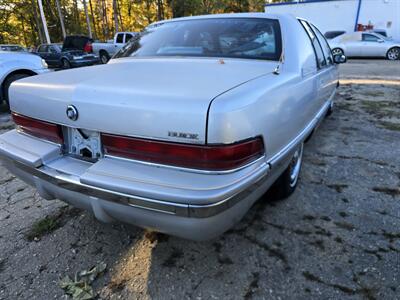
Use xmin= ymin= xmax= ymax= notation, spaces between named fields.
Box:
xmin=0 ymin=59 xmax=399 ymax=299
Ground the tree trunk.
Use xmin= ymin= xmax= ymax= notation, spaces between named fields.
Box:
xmin=101 ymin=0 xmax=109 ymax=38
xmin=113 ymin=0 xmax=118 ymax=33
xmin=31 ymin=0 xmax=44 ymax=44
xmin=37 ymin=0 xmax=51 ymax=43
xmin=82 ymin=0 xmax=93 ymax=38
xmin=73 ymin=0 xmax=81 ymax=33
xmin=19 ymin=15 xmax=29 ymax=46
xmin=55 ymin=0 xmax=66 ymax=38
xmin=157 ymin=0 xmax=163 ymax=21
xmin=117 ymin=0 xmax=124 ymax=31
xmin=88 ymin=0 xmax=98 ymax=39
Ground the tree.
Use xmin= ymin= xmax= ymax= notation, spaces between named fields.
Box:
xmin=0 ymin=0 xmax=266 ymax=46
xmin=82 ymin=0 xmax=93 ymax=37
xmin=55 ymin=0 xmax=66 ymax=38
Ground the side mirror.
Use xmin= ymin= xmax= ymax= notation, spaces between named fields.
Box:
xmin=333 ymin=54 xmax=347 ymax=64
xmin=377 ymin=39 xmax=384 ymax=43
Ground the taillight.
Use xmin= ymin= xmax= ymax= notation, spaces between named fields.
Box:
xmin=102 ymin=133 xmax=264 ymax=171
xmin=83 ymin=42 xmax=93 ymax=53
xmin=12 ymin=112 xmax=63 ymax=144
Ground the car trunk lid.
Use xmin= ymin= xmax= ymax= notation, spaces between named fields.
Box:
xmin=10 ymin=57 xmax=277 ymax=144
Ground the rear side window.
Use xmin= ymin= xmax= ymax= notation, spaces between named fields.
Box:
xmin=311 ymin=24 xmax=333 ymax=65
xmin=362 ymin=34 xmax=379 ymax=42
xmin=116 ymin=33 xmax=124 ymax=43
xmin=38 ymin=45 xmax=46 ymax=52
xmin=300 ymin=20 xmax=326 ymax=69
xmin=125 ymin=34 xmax=133 ymax=43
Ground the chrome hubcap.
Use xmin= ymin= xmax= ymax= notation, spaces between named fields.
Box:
xmin=388 ymin=49 xmax=399 ymax=60
xmin=332 ymin=49 xmax=343 ymax=56
xmin=289 ymin=144 xmax=304 ymax=188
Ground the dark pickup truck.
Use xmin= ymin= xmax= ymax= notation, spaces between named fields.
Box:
xmin=36 ymin=35 xmax=99 ymax=69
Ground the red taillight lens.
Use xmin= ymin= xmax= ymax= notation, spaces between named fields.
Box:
xmin=102 ymin=134 xmax=264 ymax=171
xmin=12 ymin=113 xmax=63 ymax=144
xmin=83 ymin=42 xmax=93 ymax=53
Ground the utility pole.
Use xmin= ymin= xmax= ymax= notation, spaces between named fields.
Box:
xmin=82 ymin=0 xmax=93 ymax=38
xmin=37 ymin=0 xmax=51 ymax=43
xmin=55 ymin=0 xmax=66 ymax=39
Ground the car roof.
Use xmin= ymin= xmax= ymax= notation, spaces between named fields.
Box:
xmin=149 ymin=12 xmax=288 ymax=27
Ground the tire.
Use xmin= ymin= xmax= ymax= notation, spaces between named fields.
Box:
xmin=332 ymin=48 xmax=344 ymax=56
xmin=273 ymin=143 xmax=304 ymax=199
xmin=100 ymin=51 xmax=110 ymax=64
xmin=326 ymin=101 xmax=334 ymax=116
xmin=61 ymin=58 xmax=71 ymax=69
xmin=3 ymin=73 xmax=31 ymax=110
xmin=386 ymin=47 xmax=400 ymax=61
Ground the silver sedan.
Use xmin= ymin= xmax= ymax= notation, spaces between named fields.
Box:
xmin=0 ymin=13 xmax=345 ymax=240
xmin=329 ymin=32 xmax=400 ymax=60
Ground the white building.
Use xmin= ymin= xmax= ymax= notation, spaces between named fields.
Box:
xmin=265 ymin=0 xmax=400 ymax=41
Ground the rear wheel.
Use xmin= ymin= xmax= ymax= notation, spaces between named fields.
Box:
xmin=3 ymin=73 xmax=31 ymax=110
xmin=61 ymin=58 xmax=71 ymax=69
xmin=332 ymin=48 xmax=344 ymax=56
xmin=100 ymin=51 xmax=110 ymax=64
xmin=273 ymin=143 xmax=304 ymax=199
xmin=387 ymin=47 xmax=400 ymax=60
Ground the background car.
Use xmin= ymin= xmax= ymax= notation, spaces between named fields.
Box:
xmin=0 ymin=51 xmax=50 ymax=109
xmin=0 ymin=44 xmax=27 ymax=52
xmin=329 ymin=32 xmax=400 ymax=60
xmin=92 ymin=32 xmax=138 ymax=63
xmin=36 ymin=36 xmax=99 ymax=69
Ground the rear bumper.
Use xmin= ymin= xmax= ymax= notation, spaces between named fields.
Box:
xmin=0 ymin=130 xmax=276 ymax=240
xmin=70 ymin=57 xmax=100 ymax=67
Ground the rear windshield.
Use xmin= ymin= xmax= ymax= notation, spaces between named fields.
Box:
xmin=63 ymin=36 xmax=92 ymax=51
xmin=114 ymin=18 xmax=282 ymax=61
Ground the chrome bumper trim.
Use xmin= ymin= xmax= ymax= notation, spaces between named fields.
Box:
xmin=0 ymin=157 xmax=270 ymax=218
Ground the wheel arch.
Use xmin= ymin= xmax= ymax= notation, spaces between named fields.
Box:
xmin=332 ymin=47 xmax=345 ymax=55
xmin=1 ymin=69 xmax=37 ymax=100
xmin=386 ymin=46 xmax=400 ymax=59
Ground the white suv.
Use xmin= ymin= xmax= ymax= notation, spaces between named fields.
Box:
xmin=1 ymin=51 xmax=51 ymax=109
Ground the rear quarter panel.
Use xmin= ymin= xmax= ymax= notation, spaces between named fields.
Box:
xmin=207 ymin=15 xmax=324 ymax=162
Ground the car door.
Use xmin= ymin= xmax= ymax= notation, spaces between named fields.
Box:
xmin=47 ymin=45 xmax=60 ymax=66
xmin=37 ymin=45 xmax=49 ymax=60
xmin=342 ymin=33 xmax=363 ymax=57
xmin=112 ymin=33 xmax=125 ymax=55
xmin=300 ymin=20 xmax=331 ymax=109
xmin=361 ymin=33 xmax=386 ymax=57
xmin=310 ymin=23 xmax=338 ymax=101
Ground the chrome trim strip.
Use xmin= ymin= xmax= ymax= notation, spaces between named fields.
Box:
xmin=104 ymin=154 xmax=266 ymax=175
xmin=0 ymin=156 xmax=270 ymax=218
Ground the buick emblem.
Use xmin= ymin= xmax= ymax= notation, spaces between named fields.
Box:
xmin=66 ymin=105 xmax=78 ymax=121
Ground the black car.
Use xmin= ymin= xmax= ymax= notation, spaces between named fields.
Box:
xmin=36 ymin=36 xmax=99 ymax=69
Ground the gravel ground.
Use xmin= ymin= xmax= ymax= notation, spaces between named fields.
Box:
xmin=0 ymin=60 xmax=399 ymax=300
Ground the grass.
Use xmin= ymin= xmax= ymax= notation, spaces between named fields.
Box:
xmin=361 ymin=100 xmax=400 ymax=119
xmin=378 ymin=121 xmax=400 ymax=132
xmin=26 ymin=216 xmax=61 ymax=241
